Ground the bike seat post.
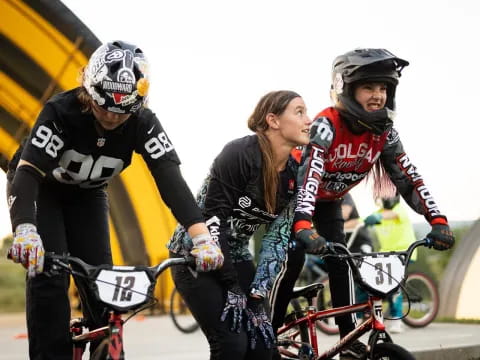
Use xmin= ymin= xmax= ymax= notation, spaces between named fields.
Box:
xmin=70 ymin=318 xmax=86 ymax=358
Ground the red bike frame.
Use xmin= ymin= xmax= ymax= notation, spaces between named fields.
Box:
xmin=71 ymin=312 xmax=125 ymax=360
xmin=45 ymin=254 xmax=191 ymax=360
xmin=277 ymin=239 xmax=432 ymax=359
xmin=279 ymin=296 xmax=392 ymax=359
xmin=71 ymin=319 xmax=109 ymax=359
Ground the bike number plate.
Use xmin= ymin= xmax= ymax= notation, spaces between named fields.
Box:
xmin=95 ymin=269 xmax=152 ymax=309
xmin=358 ymin=255 xmax=405 ymax=295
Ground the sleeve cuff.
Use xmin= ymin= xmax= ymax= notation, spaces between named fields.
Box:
xmin=430 ymin=215 xmax=448 ymax=226
xmin=294 ymin=220 xmax=312 ymax=233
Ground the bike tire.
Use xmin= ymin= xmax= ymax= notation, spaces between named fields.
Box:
xmin=315 ymin=277 xmax=339 ymax=335
xmin=90 ymin=338 xmax=109 ymax=360
xmin=169 ymin=287 xmax=200 ymax=334
xmin=370 ymin=342 xmax=415 ymax=360
xmin=288 ymin=299 xmax=310 ymax=341
xmin=277 ymin=301 xmax=311 ymax=359
xmin=402 ymin=272 xmax=439 ymax=328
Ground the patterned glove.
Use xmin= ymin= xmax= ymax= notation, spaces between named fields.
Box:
xmin=428 ymin=223 xmax=455 ymax=250
xmin=295 ymin=229 xmax=326 ymax=255
xmin=220 ymin=284 xmax=247 ymax=332
xmin=364 ymin=213 xmax=383 ymax=226
xmin=190 ymin=233 xmax=224 ymax=272
xmin=245 ymin=298 xmax=276 ymax=349
xmin=7 ymin=223 xmax=45 ymax=278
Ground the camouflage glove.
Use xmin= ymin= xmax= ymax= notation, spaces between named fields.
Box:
xmin=190 ymin=233 xmax=224 ymax=272
xmin=220 ymin=284 xmax=247 ymax=332
xmin=245 ymin=298 xmax=275 ymax=349
xmin=8 ymin=223 xmax=45 ymax=278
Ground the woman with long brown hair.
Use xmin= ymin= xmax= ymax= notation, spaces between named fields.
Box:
xmin=168 ymin=90 xmax=312 ymax=360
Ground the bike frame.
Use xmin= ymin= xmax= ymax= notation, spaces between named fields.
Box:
xmin=71 ymin=319 xmax=109 ymax=359
xmin=279 ymin=239 xmax=430 ymax=359
xmin=279 ymin=295 xmax=393 ymax=359
xmin=106 ymin=312 xmax=125 ymax=359
xmin=45 ymin=254 xmax=191 ymax=360
xmin=71 ymin=313 xmax=124 ymax=360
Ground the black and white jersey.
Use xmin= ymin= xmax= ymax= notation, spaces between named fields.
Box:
xmin=168 ymin=135 xmax=298 ymax=294
xmin=18 ymin=88 xmax=180 ymax=188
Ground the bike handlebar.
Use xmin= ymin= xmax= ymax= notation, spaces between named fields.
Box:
xmin=322 ymin=237 xmax=433 ymax=277
xmin=44 ymin=253 xmax=194 ymax=279
xmin=43 ymin=253 xmax=195 ymax=314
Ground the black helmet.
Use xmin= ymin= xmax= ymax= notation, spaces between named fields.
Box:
xmin=331 ymin=48 xmax=409 ymax=134
xmin=83 ymin=40 xmax=150 ymax=114
xmin=382 ymin=193 xmax=401 ymax=210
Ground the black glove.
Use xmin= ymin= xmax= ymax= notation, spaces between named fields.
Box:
xmin=295 ymin=228 xmax=327 ymax=254
xmin=245 ymin=298 xmax=275 ymax=349
xmin=427 ymin=223 xmax=455 ymax=250
xmin=220 ymin=284 xmax=247 ymax=332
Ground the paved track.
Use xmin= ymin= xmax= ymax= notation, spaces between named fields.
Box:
xmin=1 ymin=313 xmax=479 ymax=359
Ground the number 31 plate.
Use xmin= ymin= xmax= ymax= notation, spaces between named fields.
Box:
xmin=358 ymin=255 xmax=406 ymax=295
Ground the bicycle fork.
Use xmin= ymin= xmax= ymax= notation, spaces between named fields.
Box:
xmin=367 ymin=297 xmax=393 ymax=349
xmin=107 ymin=312 xmax=125 ymax=360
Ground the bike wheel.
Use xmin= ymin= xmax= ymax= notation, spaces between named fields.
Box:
xmin=315 ymin=277 xmax=339 ymax=335
xmin=370 ymin=342 xmax=415 ymax=360
xmin=287 ymin=299 xmax=310 ymax=342
xmin=169 ymin=287 xmax=200 ymax=334
xmin=277 ymin=308 xmax=311 ymax=360
xmin=402 ymin=272 xmax=439 ymax=328
xmin=90 ymin=338 xmax=109 ymax=360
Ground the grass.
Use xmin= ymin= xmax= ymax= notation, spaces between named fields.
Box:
xmin=0 ymin=256 xmax=26 ymax=313
xmin=0 ymin=235 xmax=26 ymax=313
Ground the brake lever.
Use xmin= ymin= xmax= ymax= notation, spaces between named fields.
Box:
xmin=325 ymin=242 xmax=337 ymax=255
xmin=43 ymin=253 xmax=71 ymax=277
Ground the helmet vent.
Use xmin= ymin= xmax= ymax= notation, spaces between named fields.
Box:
xmin=133 ymin=67 xmax=142 ymax=80
xmin=110 ymin=62 xmax=121 ymax=74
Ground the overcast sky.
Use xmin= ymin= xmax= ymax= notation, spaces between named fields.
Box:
xmin=1 ymin=0 xmax=479 ymax=239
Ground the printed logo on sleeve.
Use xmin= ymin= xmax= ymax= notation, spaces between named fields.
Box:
xmin=7 ymin=195 xmax=16 ymax=210
xmin=312 ymin=117 xmax=334 ymax=142
xmin=238 ymin=196 xmax=252 ymax=208
xmin=144 ymin=131 xmax=174 ymax=159
xmin=386 ymin=128 xmax=400 ymax=145
xmin=32 ymin=125 xmax=64 ymax=158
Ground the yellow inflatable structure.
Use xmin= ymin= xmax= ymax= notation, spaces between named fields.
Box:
xmin=0 ymin=0 xmax=178 ymax=311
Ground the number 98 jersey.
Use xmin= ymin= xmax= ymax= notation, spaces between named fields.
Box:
xmin=16 ymin=88 xmax=180 ymax=188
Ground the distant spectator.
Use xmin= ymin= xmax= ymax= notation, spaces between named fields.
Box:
xmin=365 ymin=192 xmax=417 ymax=333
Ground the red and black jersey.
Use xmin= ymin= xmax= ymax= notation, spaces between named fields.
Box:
xmin=295 ymin=107 xmax=446 ymax=229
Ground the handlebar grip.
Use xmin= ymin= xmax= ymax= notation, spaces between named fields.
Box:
xmin=42 ymin=252 xmax=70 ymax=276
xmin=423 ymin=237 xmax=433 ymax=248
xmin=185 ymin=255 xmax=196 ymax=268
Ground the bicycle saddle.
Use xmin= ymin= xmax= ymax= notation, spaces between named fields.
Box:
xmin=292 ymin=283 xmax=324 ymax=300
